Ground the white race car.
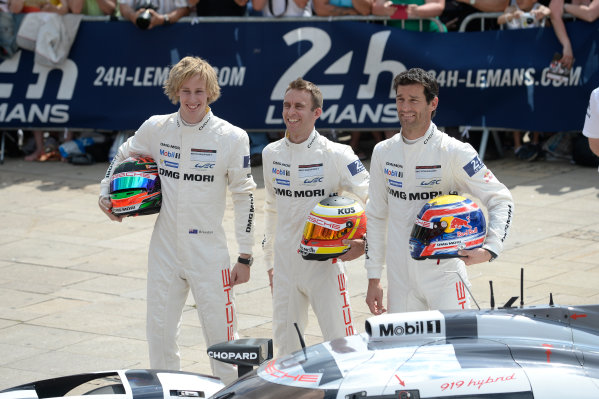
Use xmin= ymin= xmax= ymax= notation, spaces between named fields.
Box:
xmin=3 ymin=271 xmax=599 ymax=399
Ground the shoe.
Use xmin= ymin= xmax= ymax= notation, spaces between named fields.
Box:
xmin=38 ymin=150 xmax=61 ymax=162
xmin=515 ymin=144 xmax=539 ymax=162
xmin=70 ymin=153 xmax=95 ymax=165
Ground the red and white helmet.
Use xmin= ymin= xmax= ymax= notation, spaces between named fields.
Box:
xmin=299 ymin=196 xmax=367 ymax=261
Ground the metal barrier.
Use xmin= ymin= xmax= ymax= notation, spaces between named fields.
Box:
xmin=460 ymin=11 xmax=577 ymax=32
xmin=81 ymin=14 xmax=446 ymax=32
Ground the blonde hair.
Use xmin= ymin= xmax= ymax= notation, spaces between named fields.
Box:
xmin=163 ymin=56 xmax=221 ymax=105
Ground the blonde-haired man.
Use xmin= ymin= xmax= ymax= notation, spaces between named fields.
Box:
xmin=99 ymin=56 xmax=256 ymax=384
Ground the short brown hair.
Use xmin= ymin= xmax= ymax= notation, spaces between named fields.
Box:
xmin=393 ymin=68 xmax=439 ymax=117
xmin=285 ymin=77 xmax=323 ymax=111
xmin=163 ymin=56 xmax=221 ymax=105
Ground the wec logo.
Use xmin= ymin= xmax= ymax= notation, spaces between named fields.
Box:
xmin=304 ymin=177 xmax=323 ymax=184
xmin=420 ymin=179 xmax=441 ymax=186
xmin=195 ymin=163 xmax=215 ymax=168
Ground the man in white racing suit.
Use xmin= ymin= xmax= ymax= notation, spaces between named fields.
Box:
xmin=583 ymin=86 xmax=599 ymax=158
xmin=98 ymin=57 xmax=255 ymax=384
xmin=365 ymin=68 xmax=513 ymax=315
xmin=262 ymin=78 xmax=369 ymax=356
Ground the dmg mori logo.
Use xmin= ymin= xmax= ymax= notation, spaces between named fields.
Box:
xmin=0 ymin=51 xmax=76 ymax=123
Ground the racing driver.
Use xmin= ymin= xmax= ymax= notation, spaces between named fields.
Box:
xmin=365 ymin=68 xmax=514 ymax=315
xmin=262 ymin=78 xmax=370 ymax=357
xmin=98 ymin=56 xmax=256 ymax=384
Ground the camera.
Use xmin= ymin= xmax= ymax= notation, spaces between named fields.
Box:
xmin=520 ymin=12 xmax=535 ymax=27
xmin=135 ymin=0 xmax=158 ymax=29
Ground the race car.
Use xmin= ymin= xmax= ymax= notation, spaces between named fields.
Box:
xmin=210 ymin=303 xmax=599 ymax=399
xmin=3 ymin=270 xmax=599 ymax=399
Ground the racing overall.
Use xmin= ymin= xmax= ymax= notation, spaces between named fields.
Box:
xmin=262 ymin=130 xmax=369 ymax=356
xmin=365 ymin=123 xmax=513 ymax=312
xmin=101 ymin=110 xmax=256 ymax=384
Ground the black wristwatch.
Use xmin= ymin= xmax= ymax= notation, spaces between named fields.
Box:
xmin=163 ymin=14 xmax=170 ymax=25
xmin=484 ymin=248 xmax=498 ymax=262
xmin=237 ymin=256 xmax=253 ymax=267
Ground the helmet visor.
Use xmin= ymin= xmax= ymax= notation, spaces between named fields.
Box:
xmin=110 ymin=174 xmax=157 ymax=193
xmin=303 ymin=222 xmax=350 ymax=241
xmin=410 ymin=218 xmax=445 ymax=245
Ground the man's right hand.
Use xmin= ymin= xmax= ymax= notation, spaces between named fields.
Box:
xmin=366 ymin=278 xmax=386 ymax=315
xmin=98 ymin=195 xmax=123 ymax=222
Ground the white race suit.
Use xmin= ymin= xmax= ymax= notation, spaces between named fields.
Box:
xmin=262 ymin=130 xmax=370 ymax=356
xmin=100 ymin=110 xmax=256 ymax=384
xmin=365 ymin=123 xmax=513 ymax=312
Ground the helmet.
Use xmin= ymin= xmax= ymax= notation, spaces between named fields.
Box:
xmin=109 ymin=156 xmax=162 ymax=217
xmin=299 ymin=196 xmax=367 ymax=261
xmin=409 ymin=195 xmax=486 ymax=260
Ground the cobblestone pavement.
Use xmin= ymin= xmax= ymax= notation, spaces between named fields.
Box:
xmin=0 ymin=154 xmax=598 ymax=389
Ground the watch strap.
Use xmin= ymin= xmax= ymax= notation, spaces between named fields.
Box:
xmin=237 ymin=256 xmax=253 ymax=266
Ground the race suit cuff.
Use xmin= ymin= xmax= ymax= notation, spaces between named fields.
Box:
xmin=482 ymin=246 xmax=499 ymax=261
xmin=237 ymin=245 xmax=253 ymax=255
xmin=99 ymin=180 xmax=110 ymax=197
xmin=366 ymin=267 xmax=383 ymax=280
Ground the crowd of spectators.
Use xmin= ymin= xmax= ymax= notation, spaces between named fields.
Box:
xmin=1 ymin=0 xmax=598 ymax=165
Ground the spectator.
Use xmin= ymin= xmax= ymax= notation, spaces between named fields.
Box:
xmin=497 ymin=0 xmax=550 ymax=161
xmin=313 ymin=0 xmax=373 ymax=16
xmin=98 ymin=56 xmax=256 ymax=384
xmin=9 ymin=0 xmax=72 ymax=162
xmin=372 ymin=0 xmax=448 ymax=32
xmin=68 ymin=0 xmax=117 ymax=16
xmin=547 ymin=0 xmax=581 ymax=70
xmin=563 ymin=0 xmax=599 ymax=21
xmin=364 ymin=68 xmax=513 ymax=315
xmin=498 ymin=0 xmax=550 ymax=27
xmin=513 ymin=130 xmax=543 ymax=161
xmin=9 ymin=0 xmax=68 ymax=13
xmin=262 ymin=77 xmax=369 ymax=357
xmin=193 ymin=0 xmax=248 ymax=16
xmin=252 ymin=0 xmax=313 ymax=16
xmin=119 ymin=0 xmax=189 ymax=29
xmin=22 ymin=130 xmax=74 ymax=162
xmin=440 ymin=0 xmax=509 ymax=31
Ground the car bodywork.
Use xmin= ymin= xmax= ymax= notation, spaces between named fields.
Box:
xmin=2 ymin=304 xmax=599 ymax=399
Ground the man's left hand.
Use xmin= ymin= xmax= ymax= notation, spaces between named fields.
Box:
xmin=337 ymin=239 xmax=365 ymax=262
xmin=230 ymin=262 xmax=250 ymax=286
xmin=458 ymin=248 xmax=492 ymax=266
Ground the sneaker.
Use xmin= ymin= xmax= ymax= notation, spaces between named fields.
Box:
xmin=515 ymin=143 xmax=540 ymax=162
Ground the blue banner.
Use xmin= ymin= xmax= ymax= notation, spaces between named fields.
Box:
xmin=1 ymin=19 xmax=598 ymax=132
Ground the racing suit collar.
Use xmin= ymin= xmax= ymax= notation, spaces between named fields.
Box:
xmin=401 ymin=122 xmax=436 ymax=142
xmin=284 ymin=129 xmax=318 ymax=150
xmin=177 ymin=107 xmax=212 ymax=131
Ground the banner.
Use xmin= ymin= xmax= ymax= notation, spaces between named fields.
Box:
xmin=1 ymin=18 xmax=598 ymax=132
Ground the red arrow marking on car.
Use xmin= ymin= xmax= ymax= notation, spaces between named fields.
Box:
xmin=571 ymin=313 xmax=587 ymax=320
xmin=395 ymin=375 xmax=405 ymax=386
xmin=542 ymin=344 xmax=553 ymax=363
